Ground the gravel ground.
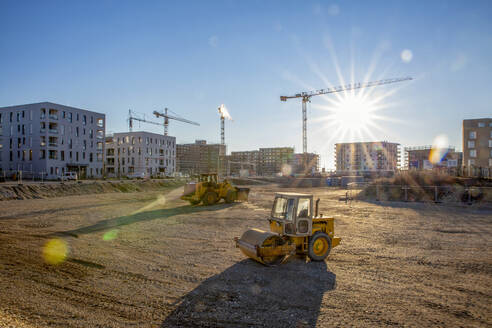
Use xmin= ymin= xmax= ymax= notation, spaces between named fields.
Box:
xmin=0 ymin=185 xmax=491 ymax=327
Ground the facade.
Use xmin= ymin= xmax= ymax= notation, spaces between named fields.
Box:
xmin=291 ymin=153 xmax=320 ymax=175
xmin=405 ymin=146 xmax=462 ymax=170
xmin=335 ymin=141 xmax=400 ymax=174
xmin=0 ymin=102 xmax=105 ymax=179
xmin=258 ymin=147 xmax=294 ymax=176
xmin=462 ymin=118 xmax=492 ymax=169
xmin=105 ymin=131 xmax=176 ymax=178
xmin=176 ymin=140 xmax=226 ymax=175
xmin=227 ymin=150 xmax=260 ymax=176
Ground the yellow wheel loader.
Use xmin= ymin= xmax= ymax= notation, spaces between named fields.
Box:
xmin=235 ymin=192 xmax=341 ymax=265
xmin=181 ymin=173 xmax=250 ymax=206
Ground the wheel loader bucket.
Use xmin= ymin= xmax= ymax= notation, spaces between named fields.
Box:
xmin=236 ymin=188 xmax=250 ymax=201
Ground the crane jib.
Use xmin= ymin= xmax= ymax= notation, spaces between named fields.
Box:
xmin=280 ymin=76 xmax=412 ymax=100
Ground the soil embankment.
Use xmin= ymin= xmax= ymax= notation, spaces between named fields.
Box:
xmin=0 ymin=179 xmax=186 ymax=201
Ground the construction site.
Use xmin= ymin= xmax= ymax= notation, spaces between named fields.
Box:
xmin=0 ymin=180 xmax=490 ymax=327
xmin=1 ymin=2 xmax=492 ymax=327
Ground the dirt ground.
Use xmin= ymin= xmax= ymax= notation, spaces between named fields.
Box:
xmin=0 ymin=185 xmax=491 ymax=327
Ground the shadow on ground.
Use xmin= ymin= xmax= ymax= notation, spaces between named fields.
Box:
xmin=54 ymin=203 xmax=238 ymax=237
xmin=162 ymin=258 xmax=336 ymax=328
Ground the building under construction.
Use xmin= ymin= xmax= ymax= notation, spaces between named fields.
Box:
xmin=404 ymin=146 xmax=462 ymax=171
xmin=335 ymin=141 xmax=400 ymax=176
xmin=176 ymin=140 xmax=226 ymax=175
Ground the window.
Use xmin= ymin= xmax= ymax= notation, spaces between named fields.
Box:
xmin=468 ymin=140 xmax=475 ymax=148
xmin=470 ymin=149 xmax=476 ymax=158
xmin=97 ymin=118 xmax=104 ymax=127
xmin=29 ymin=150 xmax=32 ymax=161
xmin=68 ymin=112 xmax=73 ymax=123
xmin=0 ymin=113 xmax=2 ymax=123
xmin=469 ymin=131 xmax=476 ymax=139
xmin=489 ymin=140 xmax=492 ymax=147
xmin=61 ymin=151 xmax=64 ymax=161
xmin=76 ymin=113 xmax=79 ymax=121
xmin=89 ymin=153 xmax=93 ymax=162
xmin=76 ymin=127 xmax=79 ymax=137
xmin=40 ymin=150 xmax=46 ymax=159
xmin=272 ymin=197 xmax=295 ymax=221
xmin=478 ymin=122 xmax=485 ymax=127
xmin=83 ymin=115 xmax=87 ymax=125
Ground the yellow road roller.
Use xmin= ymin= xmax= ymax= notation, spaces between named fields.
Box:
xmin=235 ymin=192 xmax=341 ymax=265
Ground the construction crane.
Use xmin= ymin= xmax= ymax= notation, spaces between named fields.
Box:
xmin=153 ymin=108 xmax=200 ymax=136
xmin=218 ymin=104 xmax=232 ymax=145
xmin=128 ymin=110 xmax=164 ymax=132
xmin=280 ymin=76 xmax=413 ymax=154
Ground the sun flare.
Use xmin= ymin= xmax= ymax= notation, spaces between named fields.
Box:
xmin=329 ymin=94 xmax=376 ymax=132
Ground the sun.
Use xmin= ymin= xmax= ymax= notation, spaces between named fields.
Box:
xmin=329 ymin=94 xmax=376 ymax=133
xmin=315 ymin=89 xmax=386 ymax=141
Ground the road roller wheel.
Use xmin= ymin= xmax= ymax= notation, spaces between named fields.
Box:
xmin=308 ymin=232 xmax=331 ymax=261
xmin=225 ymin=190 xmax=237 ymax=203
xmin=202 ymin=191 xmax=218 ymax=206
xmin=189 ymin=199 xmax=200 ymax=205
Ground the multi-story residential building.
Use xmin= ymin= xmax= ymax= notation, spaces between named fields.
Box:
xmin=291 ymin=153 xmax=320 ymax=175
xmin=404 ymin=146 xmax=462 ymax=170
xmin=462 ymin=118 xmax=492 ymax=170
xmin=176 ymin=140 xmax=226 ymax=175
xmin=105 ymin=131 xmax=176 ymax=178
xmin=0 ymin=102 xmax=105 ymax=179
xmin=227 ymin=150 xmax=260 ymax=176
xmin=258 ymin=147 xmax=294 ymax=176
xmin=335 ymin=141 xmax=400 ymax=174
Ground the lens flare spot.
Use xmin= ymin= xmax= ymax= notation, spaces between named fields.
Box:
xmin=42 ymin=238 xmax=68 ymax=265
xmin=103 ymin=229 xmax=119 ymax=241
xmin=281 ymin=164 xmax=292 ymax=176
xmin=401 ymin=49 xmax=413 ymax=63
xmin=429 ymin=134 xmax=449 ymax=164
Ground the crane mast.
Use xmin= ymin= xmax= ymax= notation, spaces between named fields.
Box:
xmin=280 ymin=76 xmax=412 ymax=154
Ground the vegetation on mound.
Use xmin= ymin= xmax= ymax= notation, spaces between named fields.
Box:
xmin=357 ymin=172 xmax=492 ymax=202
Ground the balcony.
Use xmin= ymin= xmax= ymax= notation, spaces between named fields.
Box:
xmin=49 ymin=129 xmax=58 ymax=134
xmin=40 ymin=128 xmax=46 ymax=133
xmin=49 ymin=142 xmax=57 ymax=147
xmin=49 ymin=114 xmax=58 ymax=120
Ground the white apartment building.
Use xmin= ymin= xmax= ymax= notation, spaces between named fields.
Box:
xmin=0 ymin=102 xmax=105 ymax=179
xmin=105 ymin=131 xmax=176 ymax=177
xmin=335 ymin=141 xmax=400 ymax=174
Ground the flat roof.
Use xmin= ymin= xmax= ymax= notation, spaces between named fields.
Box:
xmin=275 ymin=192 xmax=312 ymax=197
xmin=0 ymin=101 xmax=105 ymax=116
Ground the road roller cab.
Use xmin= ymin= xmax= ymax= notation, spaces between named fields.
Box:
xmin=235 ymin=192 xmax=341 ymax=265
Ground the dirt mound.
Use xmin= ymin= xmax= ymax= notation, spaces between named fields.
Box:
xmin=0 ymin=179 xmax=186 ymax=201
xmin=357 ymin=172 xmax=492 ymax=203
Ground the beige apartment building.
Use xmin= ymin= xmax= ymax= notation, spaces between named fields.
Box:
xmin=176 ymin=140 xmax=226 ymax=175
xmin=462 ymin=118 xmax=492 ymax=169
xmin=335 ymin=141 xmax=400 ymax=174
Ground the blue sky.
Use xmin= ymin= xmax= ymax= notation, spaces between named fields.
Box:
xmin=1 ymin=0 xmax=491 ymax=169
